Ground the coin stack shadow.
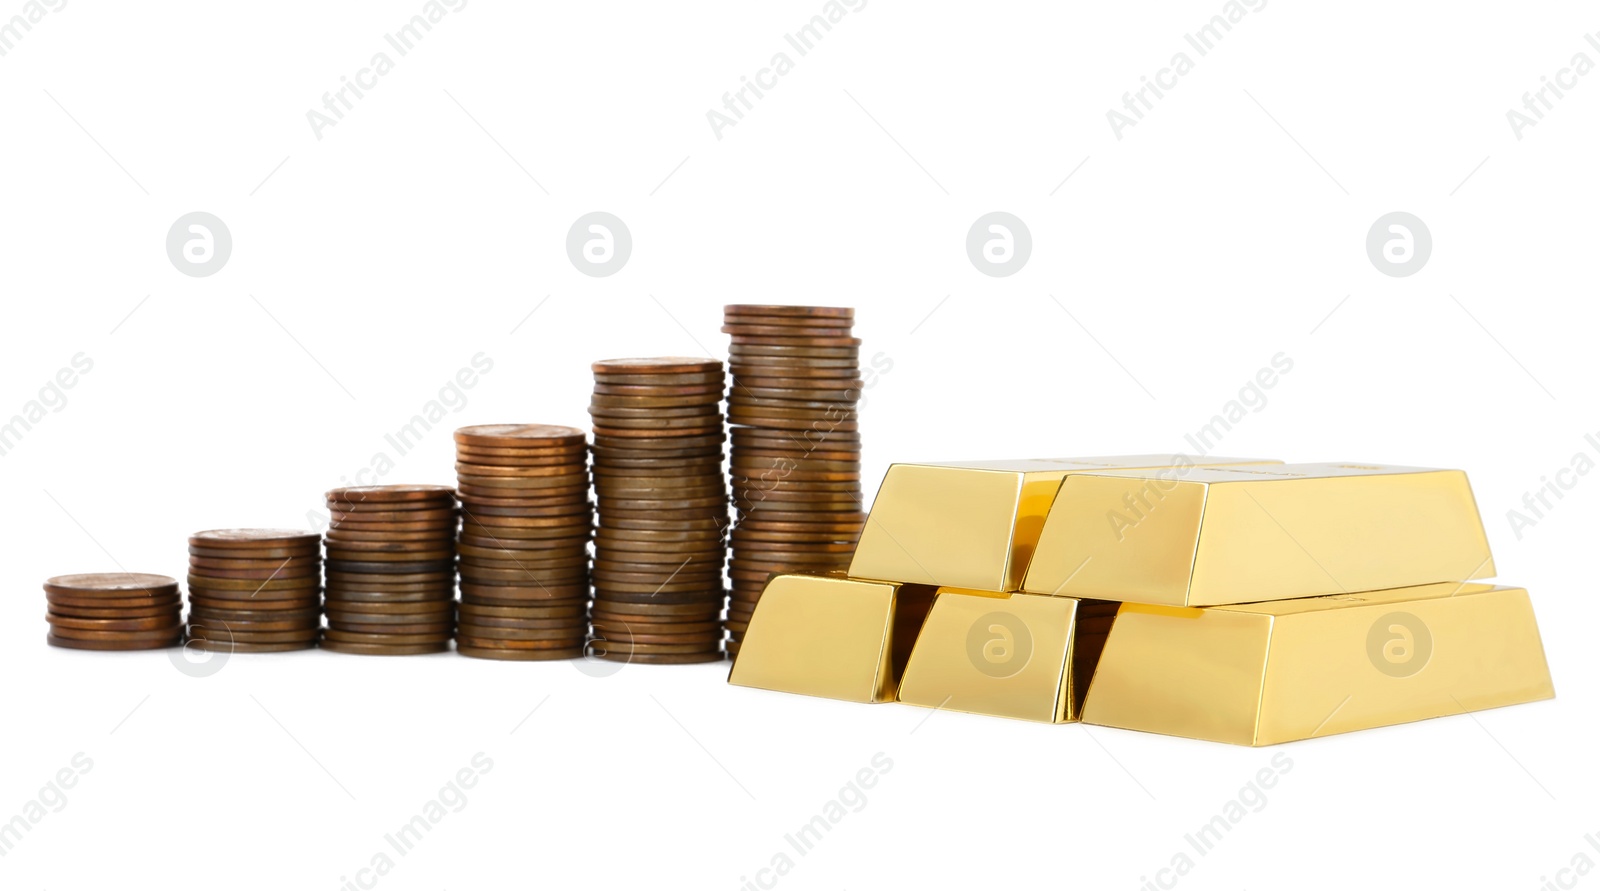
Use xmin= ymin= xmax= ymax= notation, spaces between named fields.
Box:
xmin=45 ymin=573 xmax=184 ymax=650
xmin=453 ymin=424 xmax=592 ymax=660
xmin=723 ymin=305 xmax=866 ymax=656
xmin=588 ymin=358 xmax=730 ymax=664
xmin=186 ymin=530 xmax=323 ymax=652
xmin=322 ymin=486 xmax=459 ymax=656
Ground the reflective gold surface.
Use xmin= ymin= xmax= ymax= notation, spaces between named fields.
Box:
xmin=895 ymin=588 xmax=1118 ymax=723
xmin=728 ymin=573 xmax=935 ymax=703
xmin=850 ymin=456 xmax=1279 ymax=593
xmin=1023 ymin=462 xmax=1495 ymax=605
xmin=1081 ymin=582 xmax=1553 ymax=745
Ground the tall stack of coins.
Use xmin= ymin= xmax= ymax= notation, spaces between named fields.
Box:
xmin=588 ymin=358 xmax=729 ymax=664
xmin=454 ymin=424 xmax=592 ymax=661
xmin=723 ymin=306 xmax=866 ymax=654
xmin=186 ymin=530 xmax=323 ymax=652
xmin=44 ymin=573 xmax=183 ymax=650
xmin=322 ymin=485 xmax=458 ymax=656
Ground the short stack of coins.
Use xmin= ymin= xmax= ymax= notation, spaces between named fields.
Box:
xmin=723 ymin=305 xmax=866 ymax=655
xmin=45 ymin=573 xmax=183 ymax=651
xmin=454 ymin=424 xmax=592 ymax=661
xmin=186 ymin=530 xmax=323 ymax=652
xmin=322 ymin=485 xmax=458 ymax=656
xmin=588 ymin=358 xmax=729 ymax=664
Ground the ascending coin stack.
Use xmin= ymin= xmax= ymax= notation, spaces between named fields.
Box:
xmin=322 ymin=485 xmax=458 ymax=656
xmin=723 ymin=305 xmax=866 ymax=655
xmin=453 ymin=424 xmax=592 ymax=661
xmin=44 ymin=573 xmax=183 ymax=650
xmin=588 ymin=358 xmax=730 ymax=664
xmin=186 ymin=529 xmax=323 ymax=652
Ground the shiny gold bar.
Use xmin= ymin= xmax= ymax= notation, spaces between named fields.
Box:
xmin=1081 ymin=582 xmax=1553 ymax=745
xmin=895 ymin=588 xmax=1118 ymax=723
xmin=728 ymin=573 xmax=935 ymax=703
xmin=849 ymin=456 xmax=1279 ymax=593
xmin=1023 ymin=462 xmax=1495 ymax=606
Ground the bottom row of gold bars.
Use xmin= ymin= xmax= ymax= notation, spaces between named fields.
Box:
xmin=728 ymin=456 xmax=1554 ymax=746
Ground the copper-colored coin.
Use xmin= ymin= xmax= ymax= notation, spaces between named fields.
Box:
xmin=729 ymin=393 xmax=859 ymax=411
xmin=594 ymin=529 xmax=724 ymax=545
xmin=189 ymin=530 xmax=321 ymax=549
xmin=724 ymin=304 xmax=854 ymax=319
xmin=456 ymin=486 xmax=590 ymax=505
xmin=731 ymin=454 xmax=861 ymax=471
xmin=49 ymin=622 xmax=185 ymax=642
xmin=184 ymin=566 xmax=320 ymax=584
xmin=458 ymin=528 xmax=589 ymax=546
xmin=593 ymin=371 xmax=725 ymax=387
xmin=453 ymin=453 xmax=586 ymax=470
xmin=454 ymin=461 xmax=588 ymax=478
xmin=455 ymin=441 xmax=588 ymax=458
xmin=189 ymin=626 xmax=321 ymax=644
xmin=188 ymin=544 xmax=320 ymax=560
xmin=589 ymin=647 xmax=724 ymax=664
xmin=188 ymin=554 xmax=321 ymax=571
xmin=324 ymin=531 xmax=457 ymax=547
xmin=598 ymin=515 xmax=727 ymax=532
xmin=186 ymin=638 xmax=314 ymax=653
xmin=455 ymin=612 xmax=588 ymax=630
xmin=590 ymin=600 xmax=722 ymax=617
xmin=462 ymin=512 xmax=593 ymax=530
xmin=590 ymin=618 xmax=723 ymax=634
xmin=454 ymin=424 xmax=587 ymax=448
xmin=459 ymin=584 xmax=589 ymax=601
xmin=588 ymin=638 xmax=724 ymax=655
xmin=47 ymin=602 xmax=179 ymax=619
xmin=320 ymin=639 xmax=450 ymax=656
xmin=459 ymin=602 xmax=587 ymax=619
xmin=722 ymin=322 xmax=857 ymax=338
xmin=325 ymin=568 xmax=451 ymax=583
xmin=732 ymin=387 xmax=863 ymax=405
xmin=460 ymin=501 xmax=591 ymax=519
xmin=47 ymin=633 xmax=181 ymax=651
xmin=456 ymin=473 xmax=589 ymax=490
xmin=327 ymin=519 xmax=459 ymax=535
xmin=591 ymin=590 xmax=723 ymax=605
xmin=729 ymin=342 xmax=860 ymax=357
xmin=322 ymin=598 xmax=456 ymax=615
xmin=187 ymin=594 xmax=321 ymax=611
xmin=324 ymin=546 xmax=456 ymax=562
xmin=592 ymin=431 xmax=726 ymax=448
xmin=47 ymin=613 xmax=181 ymax=632
xmin=455 ymin=623 xmax=587 ymax=641
xmin=327 ymin=621 xmax=453 ymax=636
xmin=592 ymin=382 xmax=725 ymax=397
xmin=596 ymin=496 xmax=728 ymax=512
xmin=591 ymin=357 xmax=722 ymax=375
xmin=326 ymin=484 xmax=457 ymax=504
xmin=325 ymin=588 xmax=454 ymax=604
xmin=597 ymin=511 xmax=729 ymax=526
xmin=735 ymin=507 xmax=865 ymax=523
xmin=590 ymin=626 xmax=723 ymax=645
xmin=47 ymin=594 xmax=181 ymax=612
xmin=329 ymin=507 xmax=458 ymax=523
xmin=321 ymin=629 xmax=453 ymax=645
xmin=325 ymin=613 xmax=454 ymax=630
xmin=734 ymin=468 xmax=860 ymax=483
xmin=457 ymin=645 xmax=584 ymax=661
xmin=589 ymin=391 xmax=724 ymax=408
xmin=325 ymin=558 xmax=453 ymax=573
xmin=456 ymin=541 xmax=587 ymax=559
xmin=44 ymin=573 xmax=178 ymax=598
xmin=591 ymin=426 xmax=725 ymax=442
xmin=454 ymin=635 xmax=582 ymax=650
xmin=185 ymin=604 xmax=320 ymax=623
xmin=458 ymin=567 xmax=587 ymax=584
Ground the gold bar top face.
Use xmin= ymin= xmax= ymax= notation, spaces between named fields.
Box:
xmin=1021 ymin=462 xmax=1495 ymax=606
xmin=1081 ymin=582 xmax=1554 ymax=746
xmin=848 ymin=456 xmax=1278 ymax=594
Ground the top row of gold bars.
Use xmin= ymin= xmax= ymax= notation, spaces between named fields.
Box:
xmin=728 ymin=457 xmax=1554 ymax=746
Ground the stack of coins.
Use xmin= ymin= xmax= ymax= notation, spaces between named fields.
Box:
xmin=454 ymin=424 xmax=592 ymax=661
xmin=44 ymin=573 xmax=183 ymax=651
xmin=723 ymin=306 xmax=866 ymax=654
xmin=186 ymin=530 xmax=323 ymax=652
xmin=322 ymin=485 xmax=458 ymax=656
xmin=588 ymin=358 xmax=729 ymax=664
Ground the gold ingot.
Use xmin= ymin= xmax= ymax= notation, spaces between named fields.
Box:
xmin=1082 ymin=582 xmax=1553 ymax=746
xmin=728 ymin=573 xmax=936 ymax=704
xmin=895 ymin=588 xmax=1118 ymax=723
xmin=1023 ymin=462 xmax=1495 ymax=605
xmin=849 ymin=456 xmax=1279 ymax=593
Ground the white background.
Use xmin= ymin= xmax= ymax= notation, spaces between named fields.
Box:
xmin=1 ymin=1 xmax=1594 ymax=888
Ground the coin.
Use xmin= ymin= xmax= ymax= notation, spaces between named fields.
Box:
xmin=454 ymin=424 xmax=587 ymax=448
xmin=724 ymin=304 xmax=854 ymax=319
xmin=189 ymin=530 xmax=321 ymax=549
xmin=457 ymin=645 xmax=585 ymax=661
xmin=47 ymin=633 xmax=182 ymax=651
xmin=591 ymin=357 xmax=723 ymax=375
xmin=320 ymin=640 xmax=451 ymax=656
xmin=44 ymin=573 xmax=179 ymax=598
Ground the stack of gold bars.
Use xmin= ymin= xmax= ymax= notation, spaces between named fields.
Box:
xmin=729 ymin=457 xmax=1554 ymax=745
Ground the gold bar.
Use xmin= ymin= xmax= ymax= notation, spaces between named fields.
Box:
xmin=1022 ymin=462 xmax=1495 ymax=606
xmin=1081 ymin=582 xmax=1553 ymax=745
xmin=849 ymin=456 xmax=1279 ymax=593
xmin=728 ymin=573 xmax=935 ymax=703
xmin=895 ymin=587 xmax=1118 ymax=723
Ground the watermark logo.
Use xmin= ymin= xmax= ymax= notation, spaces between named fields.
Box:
xmin=1365 ymin=212 xmax=1430 ymax=278
xmin=1366 ymin=611 xmax=1431 ymax=678
xmin=168 ymin=622 xmax=231 ymax=678
xmin=966 ymin=611 xmax=1032 ymax=678
xmin=966 ymin=212 xmax=1031 ymax=277
xmin=566 ymin=212 xmax=631 ymax=277
xmin=167 ymin=212 xmax=232 ymax=277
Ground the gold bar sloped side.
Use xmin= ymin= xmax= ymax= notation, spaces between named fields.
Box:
xmin=849 ymin=456 xmax=1279 ymax=594
xmin=1022 ymin=462 xmax=1496 ymax=606
xmin=728 ymin=573 xmax=935 ymax=704
xmin=1081 ymin=582 xmax=1554 ymax=746
xmin=895 ymin=588 xmax=1119 ymax=723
